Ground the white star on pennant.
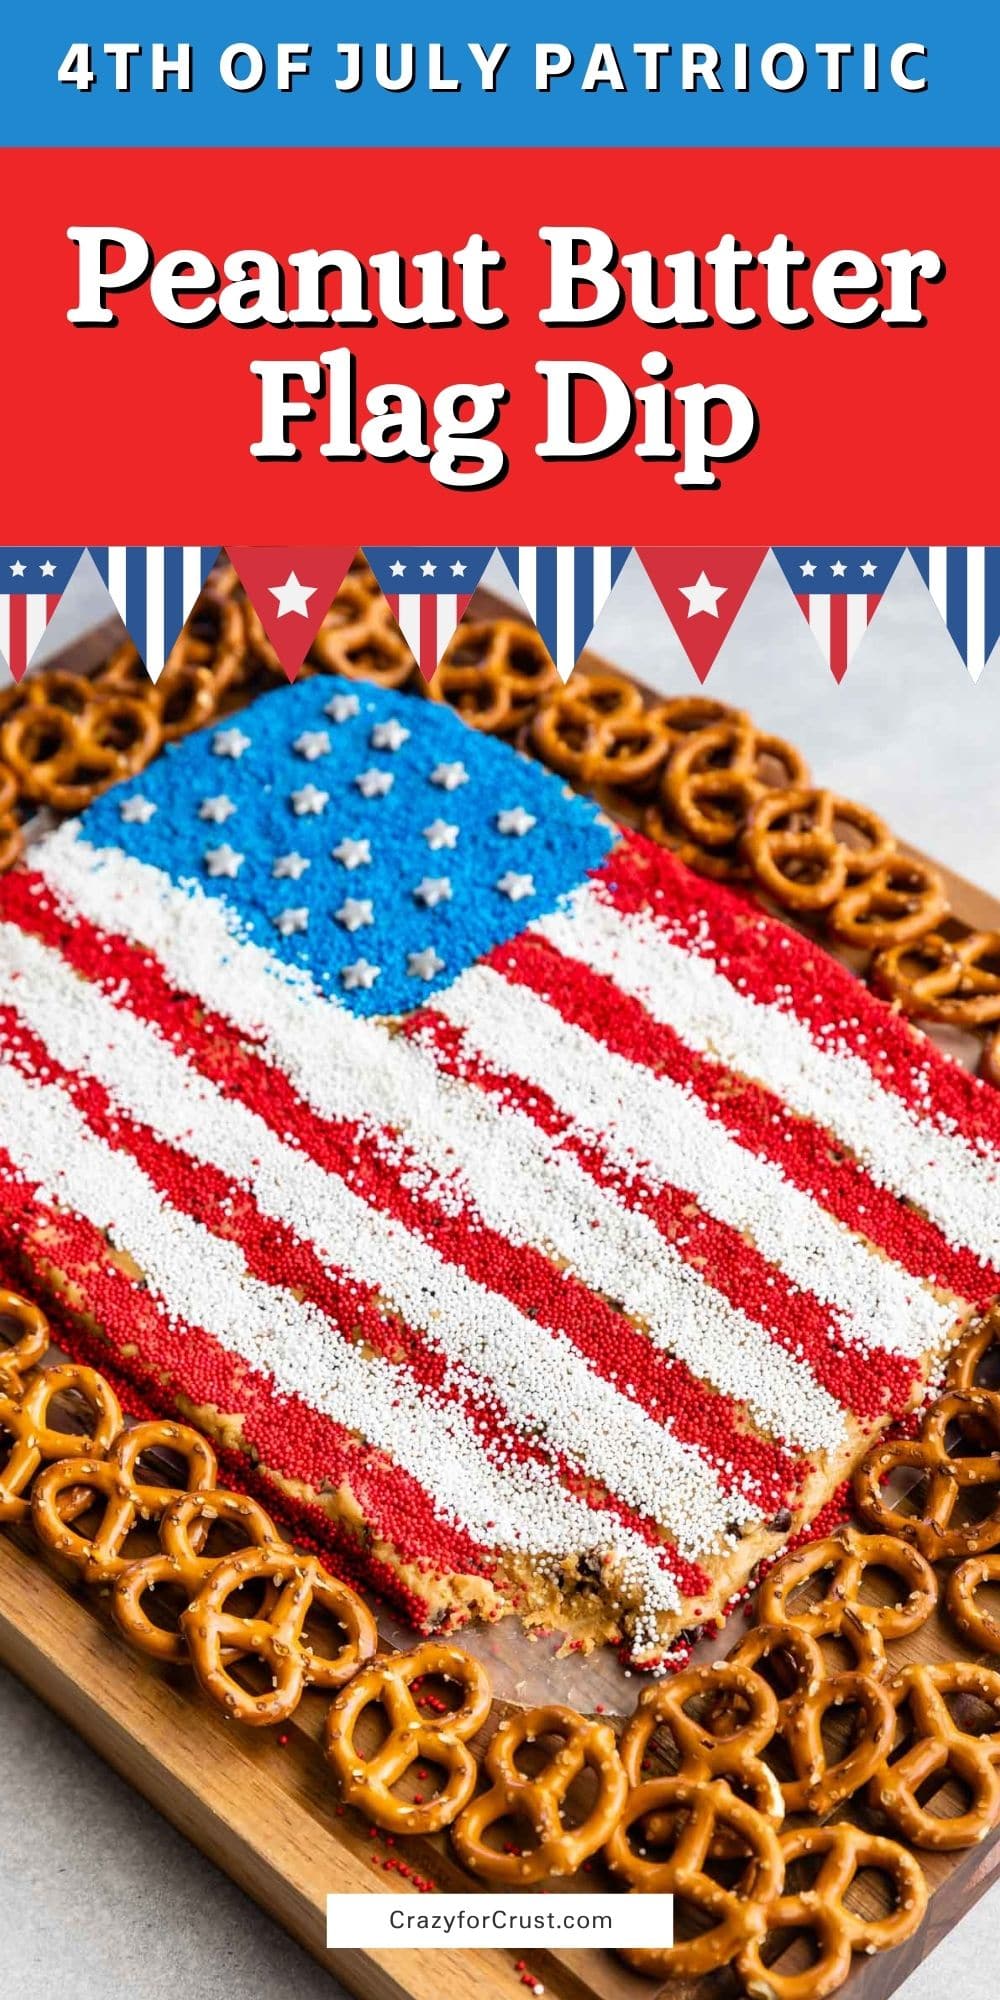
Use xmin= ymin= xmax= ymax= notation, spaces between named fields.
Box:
xmin=272 ymin=852 xmax=310 ymax=881
xmin=496 ymin=806 xmax=537 ymax=838
xmin=860 ymin=559 xmax=877 ymax=578
xmin=407 ymin=946 xmax=445 ymax=981
xmin=413 ymin=876 xmax=452 ymax=908
xmin=389 ymin=560 xmax=406 ymax=579
xmin=678 ymin=570 xmax=728 ymax=619
xmin=290 ymin=783 xmax=329 ymax=816
xmin=274 ymin=907 xmax=310 ymax=937
xmin=293 ymin=730 xmax=331 ymax=761
xmin=269 ymin=570 xmax=316 ymax=618
xmin=204 ymin=844 xmax=244 ymax=879
xmin=332 ymin=837 xmax=371 ymax=870
xmin=420 ymin=560 xmax=437 ymax=577
xmin=39 ymin=560 xmax=57 ymax=579
xmin=9 ymin=560 xmax=25 ymax=578
xmin=450 ymin=560 xmax=467 ymax=577
xmin=799 ymin=560 xmax=817 ymax=578
xmin=119 ymin=796 xmax=157 ymax=825
xmin=431 ymin=761 xmax=469 ymax=792
xmin=324 ymin=693 xmax=360 ymax=724
xmin=213 ymin=727 xmax=252 ymax=760
xmin=497 ymin=871 xmax=535 ymax=902
xmin=198 ymin=795 xmax=236 ymax=824
xmin=355 ymin=768 xmax=394 ymax=799
xmin=370 ymin=718 xmax=410 ymax=752
xmin=830 ymin=560 xmax=847 ymax=578
xmin=341 ymin=958 xmax=381 ymax=991
xmin=423 ymin=819 xmax=459 ymax=850
xmin=335 ymin=897 xmax=374 ymax=933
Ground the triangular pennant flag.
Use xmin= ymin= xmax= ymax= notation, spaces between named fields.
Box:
xmin=909 ymin=547 xmax=1000 ymax=684
xmin=772 ymin=547 xmax=905 ymax=682
xmin=227 ymin=547 xmax=356 ymax=680
xmin=635 ymin=548 xmax=767 ymax=682
xmin=88 ymin=546 xmax=221 ymax=681
xmin=497 ymin=547 xmax=632 ymax=680
xmin=0 ymin=546 xmax=85 ymax=681
xmin=364 ymin=547 xmax=494 ymax=681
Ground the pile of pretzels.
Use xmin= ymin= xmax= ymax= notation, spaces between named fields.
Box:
xmin=8 ymin=1284 xmax=1000 ymax=1996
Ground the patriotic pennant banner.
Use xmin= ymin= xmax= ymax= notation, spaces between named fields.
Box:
xmin=772 ymin=547 xmax=906 ymax=683
xmin=0 ymin=547 xmax=85 ymax=682
xmin=497 ymin=546 xmax=632 ymax=681
xmin=909 ymin=547 xmax=1000 ymax=684
xmin=364 ymin=547 xmax=494 ymax=682
xmin=227 ymin=547 xmax=357 ymax=680
xmin=88 ymin=546 xmax=221 ymax=681
xmin=636 ymin=548 xmax=768 ymax=683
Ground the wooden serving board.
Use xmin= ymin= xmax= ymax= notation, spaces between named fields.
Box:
xmin=3 ymin=605 xmax=1000 ymax=2000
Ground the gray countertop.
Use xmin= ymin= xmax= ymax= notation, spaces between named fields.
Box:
xmin=2 ymin=550 xmax=998 ymax=1996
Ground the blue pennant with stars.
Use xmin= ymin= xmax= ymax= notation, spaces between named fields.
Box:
xmin=364 ymin=547 xmax=495 ymax=681
xmin=773 ymin=547 xmax=905 ymax=681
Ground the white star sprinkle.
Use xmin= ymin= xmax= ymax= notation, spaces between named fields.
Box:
xmin=430 ymin=761 xmax=469 ymax=792
xmin=118 ymin=796 xmax=157 ymax=825
xmin=413 ymin=876 xmax=452 ymax=908
xmin=355 ymin=768 xmax=394 ymax=799
xmin=497 ymin=871 xmax=535 ymax=902
xmin=272 ymin=852 xmax=310 ymax=881
xmin=293 ymin=730 xmax=331 ymax=761
xmin=324 ymin=692 xmax=360 ymax=723
xmin=213 ymin=727 xmax=252 ymax=760
xmin=341 ymin=958 xmax=381 ymax=991
xmin=370 ymin=718 xmax=410 ymax=752
xmin=423 ymin=819 xmax=459 ymax=851
xmin=273 ymin=907 xmax=309 ymax=937
xmin=203 ymin=844 xmax=244 ymax=879
xmin=332 ymin=837 xmax=372 ymax=870
xmin=407 ymin=946 xmax=445 ymax=981
xmin=335 ymin=897 xmax=374 ymax=933
xmin=496 ymin=806 xmax=537 ymax=838
xmin=198 ymin=795 xmax=236 ymax=824
xmin=290 ymin=783 xmax=329 ymax=816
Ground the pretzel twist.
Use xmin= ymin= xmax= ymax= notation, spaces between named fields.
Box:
xmin=946 ymin=1304 xmax=1000 ymax=1395
xmin=641 ymin=800 xmax=752 ymax=881
xmin=828 ymin=855 xmax=949 ymax=949
xmin=325 ymin=1642 xmax=492 ymax=1833
xmin=451 ymin=1702 xmax=627 ymax=1884
xmin=947 ymin=1556 xmax=1000 ymax=1655
xmin=0 ymin=1287 xmax=50 ymax=1392
xmin=431 ymin=620 xmax=557 ymax=734
xmin=0 ymin=1364 xmax=122 ymax=1524
xmin=756 ymin=1526 xmax=938 ymax=1675
xmin=743 ymin=785 xmax=897 ymax=912
xmin=604 ymin=1777 xmax=783 ymax=1980
xmin=0 ymin=683 xmax=162 ymax=813
xmin=307 ymin=574 xmax=416 ymax=688
xmin=736 ymin=1823 xmax=928 ymax=2000
xmin=31 ymin=1421 xmax=217 ymax=1581
xmin=621 ymin=1665 xmax=784 ymax=1845
xmin=111 ymin=1488 xmax=287 ymax=1663
xmin=854 ymin=1390 xmax=1000 ymax=1558
xmin=0 ymin=763 xmax=21 ymax=872
xmin=869 ymin=1661 xmax=1000 ymax=1849
xmin=779 ymin=1668 xmax=897 ymax=1816
xmin=656 ymin=695 xmax=749 ymax=743
xmin=181 ymin=1546 xmax=378 ymax=1726
xmin=530 ymin=674 xmax=671 ymax=795
xmin=873 ymin=929 xmax=1000 ymax=1026
xmin=663 ymin=718 xmax=808 ymax=851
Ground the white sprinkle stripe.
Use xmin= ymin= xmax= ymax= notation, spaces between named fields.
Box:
xmin=0 ymin=919 xmax=757 ymax=1552
xmin=435 ymin=961 xmax=954 ymax=1364
xmin=28 ymin=832 xmax=850 ymax=1455
xmin=0 ymin=1056 xmax=683 ymax=1618
xmin=536 ymin=888 xmax=1000 ymax=1267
